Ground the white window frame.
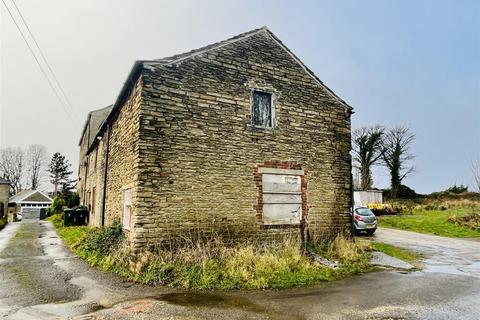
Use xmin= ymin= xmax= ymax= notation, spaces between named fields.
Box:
xmin=122 ymin=189 xmax=132 ymax=230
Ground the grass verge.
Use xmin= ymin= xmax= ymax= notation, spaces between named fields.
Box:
xmin=48 ymin=214 xmax=373 ymax=289
xmin=370 ymin=242 xmax=421 ymax=264
xmin=0 ymin=217 xmax=7 ymax=231
xmin=378 ymin=205 xmax=480 ymax=238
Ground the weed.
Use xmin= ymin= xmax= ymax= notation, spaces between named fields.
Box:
xmin=448 ymin=212 xmax=480 ymax=230
xmin=49 ymin=214 xmax=373 ymax=289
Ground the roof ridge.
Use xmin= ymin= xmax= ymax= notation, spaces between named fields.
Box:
xmin=144 ymin=26 xmax=351 ymax=110
xmin=9 ymin=189 xmax=36 ymax=202
xmin=149 ymin=26 xmax=268 ymax=66
xmin=262 ymin=29 xmax=352 ymax=110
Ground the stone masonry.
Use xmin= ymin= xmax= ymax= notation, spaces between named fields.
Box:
xmin=0 ymin=178 xmax=9 ymax=218
xmin=78 ymin=27 xmax=353 ymax=250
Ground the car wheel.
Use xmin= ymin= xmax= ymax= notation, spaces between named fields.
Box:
xmin=365 ymin=229 xmax=376 ymax=236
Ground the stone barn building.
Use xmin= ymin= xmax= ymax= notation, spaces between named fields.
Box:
xmin=77 ymin=27 xmax=353 ymax=250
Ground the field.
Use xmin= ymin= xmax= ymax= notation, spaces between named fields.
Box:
xmin=378 ymin=200 xmax=480 ymax=238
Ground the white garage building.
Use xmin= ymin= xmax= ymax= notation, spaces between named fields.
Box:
xmin=9 ymin=189 xmax=53 ymax=219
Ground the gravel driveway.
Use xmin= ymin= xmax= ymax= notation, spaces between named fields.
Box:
xmin=0 ymin=221 xmax=479 ymax=320
xmin=374 ymin=227 xmax=480 ymax=277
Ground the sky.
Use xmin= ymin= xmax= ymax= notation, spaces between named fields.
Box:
xmin=1 ymin=0 xmax=479 ymax=194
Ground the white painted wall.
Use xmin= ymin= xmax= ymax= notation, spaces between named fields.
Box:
xmin=354 ymin=190 xmax=383 ymax=207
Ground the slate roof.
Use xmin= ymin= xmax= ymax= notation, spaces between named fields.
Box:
xmin=0 ymin=178 xmax=10 ymax=185
xmin=79 ymin=105 xmax=113 ymax=147
xmin=9 ymin=189 xmax=53 ymax=203
xmin=151 ymin=26 xmax=268 ymax=66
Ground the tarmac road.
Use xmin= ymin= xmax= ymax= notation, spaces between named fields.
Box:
xmin=0 ymin=220 xmax=478 ymax=320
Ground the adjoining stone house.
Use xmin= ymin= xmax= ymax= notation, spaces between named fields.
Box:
xmin=77 ymin=105 xmax=113 ymax=224
xmin=78 ymin=27 xmax=353 ymax=251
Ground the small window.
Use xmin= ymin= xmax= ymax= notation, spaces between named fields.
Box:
xmin=91 ymin=187 xmax=96 ymax=215
xmin=251 ymin=91 xmax=273 ymax=128
xmin=123 ymin=189 xmax=132 ymax=230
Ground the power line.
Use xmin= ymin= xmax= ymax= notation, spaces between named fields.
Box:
xmin=11 ymin=0 xmax=80 ymax=123
xmin=1 ymin=0 xmax=79 ymax=127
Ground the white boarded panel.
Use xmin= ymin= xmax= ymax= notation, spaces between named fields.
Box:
xmin=263 ymin=203 xmax=301 ymax=225
xmin=262 ymin=174 xmax=301 ymax=193
xmin=263 ymin=193 xmax=302 ymax=204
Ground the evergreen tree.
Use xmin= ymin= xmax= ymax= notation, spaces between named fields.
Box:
xmin=48 ymin=152 xmax=74 ymax=195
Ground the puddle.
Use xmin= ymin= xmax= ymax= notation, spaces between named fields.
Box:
xmin=156 ymin=292 xmax=304 ymax=320
xmin=156 ymin=292 xmax=267 ymax=313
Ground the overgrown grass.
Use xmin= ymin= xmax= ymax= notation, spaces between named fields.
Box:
xmin=48 ymin=214 xmax=373 ymax=289
xmin=370 ymin=242 xmax=421 ymax=263
xmin=448 ymin=213 xmax=480 ymax=230
xmin=378 ymin=205 xmax=480 ymax=238
xmin=49 ymin=213 xmax=90 ymax=247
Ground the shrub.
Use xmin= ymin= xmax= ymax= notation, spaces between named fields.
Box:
xmin=82 ymin=221 xmax=124 ymax=256
xmin=384 ymin=185 xmax=420 ymax=200
xmin=47 ymin=197 xmax=64 ymax=216
xmin=446 ymin=184 xmax=468 ymax=194
xmin=61 ymin=191 xmax=80 ymax=208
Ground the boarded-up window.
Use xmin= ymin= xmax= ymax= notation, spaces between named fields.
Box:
xmin=252 ymin=91 xmax=273 ymax=128
xmin=123 ymin=189 xmax=132 ymax=230
xmin=260 ymin=168 xmax=303 ymax=225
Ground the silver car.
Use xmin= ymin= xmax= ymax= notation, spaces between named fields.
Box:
xmin=352 ymin=207 xmax=377 ymax=235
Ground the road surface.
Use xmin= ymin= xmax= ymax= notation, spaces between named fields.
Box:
xmin=0 ymin=220 xmax=478 ymax=319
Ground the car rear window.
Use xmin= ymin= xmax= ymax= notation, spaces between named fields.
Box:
xmin=356 ymin=208 xmax=374 ymax=216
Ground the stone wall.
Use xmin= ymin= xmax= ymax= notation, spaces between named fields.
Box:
xmin=0 ymin=184 xmax=9 ymax=218
xmin=83 ymin=138 xmax=107 ymax=226
xmin=130 ymin=30 xmax=352 ymax=249
xmin=77 ymin=130 xmax=88 ymax=206
xmin=103 ymin=77 xmax=143 ymax=232
xmin=78 ymin=106 xmax=113 ymax=226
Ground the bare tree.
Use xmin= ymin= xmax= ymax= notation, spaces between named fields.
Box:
xmin=25 ymin=144 xmax=47 ymax=190
xmin=0 ymin=147 xmax=24 ymax=195
xmin=381 ymin=127 xmax=415 ymax=198
xmin=472 ymin=158 xmax=480 ymax=192
xmin=352 ymin=126 xmax=384 ymax=190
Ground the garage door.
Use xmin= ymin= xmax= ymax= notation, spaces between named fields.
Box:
xmin=21 ymin=207 xmax=41 ymax=220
